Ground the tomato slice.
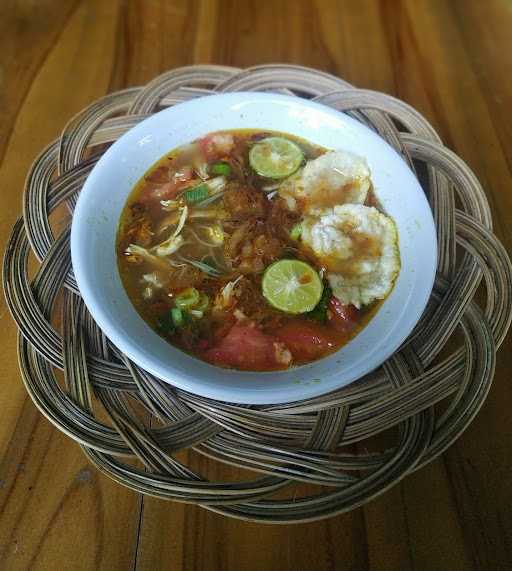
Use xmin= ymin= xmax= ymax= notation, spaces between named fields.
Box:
xmin=198 ymin=134 xmax=235 ymax=162
xmin=139 ymin=168 xmax=194 ymax=203
xmin=204 ymin=324 xmax=282 ymax=370
xmin=328 ymin=297 xmax=360 ymax=333
xmin=275 ymin=321 xmax=337 ymax=361
xmin=144 ymin=166 xmax=170 ymax=184
xmin=212 ymin=315 xmax=237 ymax=342
xmin=198 ymin=135 xmax=217 ymax=162
xmin=197 ymin=339 xmax=211 ymax=351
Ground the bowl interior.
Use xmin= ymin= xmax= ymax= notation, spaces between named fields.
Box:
xmin=71 ymin=92 xmax=437 ymax=404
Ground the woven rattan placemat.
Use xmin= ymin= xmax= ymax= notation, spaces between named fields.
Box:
xmin=4 ymin=65 xmax=511 ymax=523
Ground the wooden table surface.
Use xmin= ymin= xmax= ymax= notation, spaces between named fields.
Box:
xmin=1 ymin=1 xmax=511 ymax=569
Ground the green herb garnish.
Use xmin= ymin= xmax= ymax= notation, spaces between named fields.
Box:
xmin=210 ymin=162 xmax=231 ymax=176
xmin=171 ymin=307 xmax=185 ymax=327
xmin=290 ymin=222 xmax=302 ymax=241
xmin=307 ymin=284 xmax=332 ymax=323
xmin=187 ymin=259 xmax=223 ymax=277
xmin=184 ymin=183 xmax=209 ymax=204
xmin=156 ymin=311 xmax=175 ymax=334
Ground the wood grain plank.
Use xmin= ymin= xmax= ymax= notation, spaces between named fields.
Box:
xmin=131 ymin=1 xmax=512 ymax=569
xmin=362 ymin=3 xmax=512 ymax=568
xmin=386 ymin=0 xmax=511 ymax=246
xmin=402 ymin=460 xmax=475 ymax=571
xmin=135 ymin=451 xmax=369 ymax=571
xmin=0 ymin=0 xmax=80 ymax=163
xmin=397 ymin=2 xmax=512 ymax=568
xmin=0 ymin=1 xmax=143 ymax=569
xmin=124 ymin=2 xmax=371 ymax=568
xmin=0 ymin=0 xmax=120 ymax=466
xmin=108 ymin=0 xmax=209 ymax=90
xmin=315 ymin=0 xmax=397 ymax=91
xmin=449 ymin=0 xmax=512 ymax=250
xmin=0 ymin=401 xmax=141 ymax=570
xmin=1 ymin=0 xmax=511 ymax=569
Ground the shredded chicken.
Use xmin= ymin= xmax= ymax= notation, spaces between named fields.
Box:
xmin=152 ymin=206 xmax=188 ymax=256
xmin=141 ymin=272 xmax=165 ymax=288
xmin=167 ymin=265 xmax=204 ymax=290
xmin=125 ymin=244 xmax=170 ymax=271
xmin=224 ymin=222 xmax=251 ymax=259
xmin=213 ymin=275 xmax=244 ymax=311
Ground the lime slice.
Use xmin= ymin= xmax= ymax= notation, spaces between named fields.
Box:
xmin=249 ymin=137 xmax=304 ymax=179
xmin=262 ymin=260 xmax=323 ymax=314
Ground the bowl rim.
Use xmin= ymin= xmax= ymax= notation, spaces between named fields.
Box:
xmin=71 ymin=91 xmax=437 ymax=404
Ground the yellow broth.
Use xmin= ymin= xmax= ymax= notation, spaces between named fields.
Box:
xmin=117 ymin=129 xmax=384 ymax=371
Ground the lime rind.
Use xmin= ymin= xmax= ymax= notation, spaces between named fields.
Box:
xmin=249 ymin=137 xmax=304 ymax=179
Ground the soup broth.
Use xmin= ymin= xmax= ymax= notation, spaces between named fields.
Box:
xmin=117 ymin=129 xmax=399 ymax=371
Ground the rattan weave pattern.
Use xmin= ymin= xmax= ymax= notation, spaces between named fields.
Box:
xmin=3 ymin=65 xmax=511 ymax=523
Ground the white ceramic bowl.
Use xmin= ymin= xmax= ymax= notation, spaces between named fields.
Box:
xmin=71 ymin=92 xmax=437 ymax=404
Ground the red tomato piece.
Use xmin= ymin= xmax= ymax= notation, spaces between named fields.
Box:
xmin=144 ymin=166 xmax=169 ymax=184
xmin=275 ymin=321 xmax=337 ymax=361
xmin=198 ymin=135 xmax=217 ymax=162
xmin=138 ymin=165 xmax=194 ymax=203
xmin=204 ymin=324 xmax=281 ymax=370
xmin=328 ymin=297 xmax=360 ymax=333
xmin=197 ymin=339 xmax=211 ymax=351
xmin=212 ymin=315 xmax=237 ymax=342
xmin=198 ymin=134 xmax=235 ymax=162
xmin=139 ymin=177 xmax=193 ymax=203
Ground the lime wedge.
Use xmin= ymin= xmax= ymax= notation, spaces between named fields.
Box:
xmin=262 ymin=260 xmax=323 ymax=314
xmin=249 ymin=137 xmax=304 ymax=179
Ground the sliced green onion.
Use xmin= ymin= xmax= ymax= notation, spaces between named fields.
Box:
xmin=210 ymin=162 xmax=231 ymax=176
xmin=174 ymin=287 xmax=200 ymax=309
xmin=189 ymin=309 xmax=204 ymax=319
xmin=186 ymin=259 xmax=223 ymax=277
xmin=204 ymin=255 xmax=219 ymax=267
xmin=171 ymin=307 xmax=184 ymax=327
xmin=290 ymin=222 xmax=302 ymax=240
xmin=196 ymin=191 xmax=225 ymax=208
xmin=195 ymin=293 xmax=210 ymax=312
xmin=183 ymin=184 xmax=209 ymax=204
